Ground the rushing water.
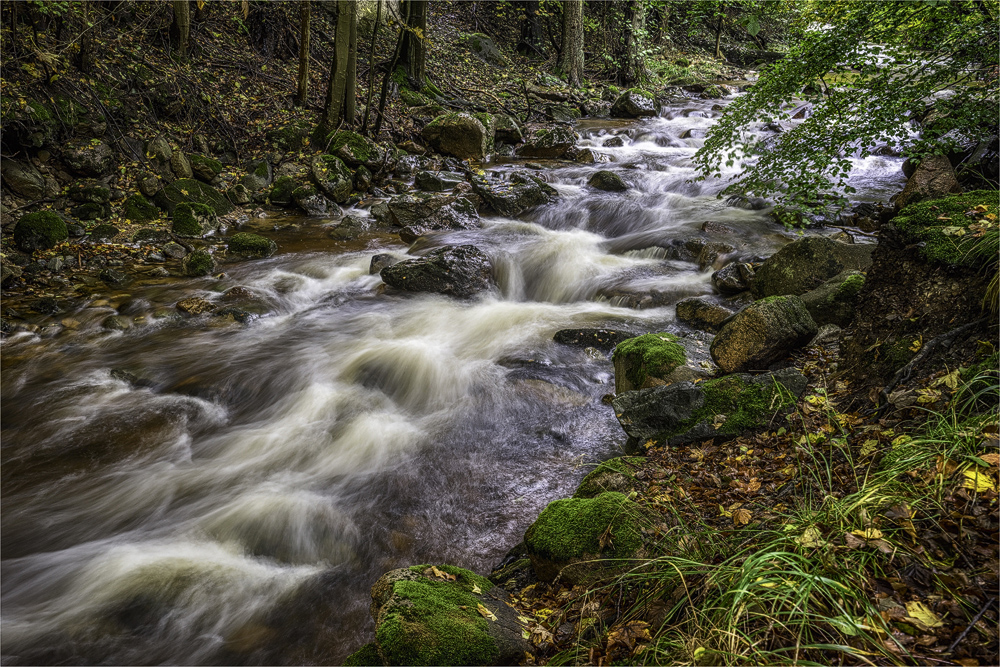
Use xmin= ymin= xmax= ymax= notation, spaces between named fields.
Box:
xmin=0 ymin=95 xmax=905 ymax=665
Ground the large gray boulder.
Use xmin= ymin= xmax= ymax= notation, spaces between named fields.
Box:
xmin=471 ymin=171 xmax=557 ymax=217
xmin=800 ymin=270 xmax=866 ymax=327
xmin=896 ymin=154 xmax=962 ymax=210
xmin=380 ymin=245 xmax=494 ymax=297
xmin=516 ymin=125 xmax=576 ymax=159
xmin=710 ymin=295 xmax=818 ymax=373
xmin=370 ymin=565 xmax=530 ymax=666
xmin=464 ymin=33 xmax=506 ymax=67
xmin=751 ymin=236 xmax=873 ymax=298
xmin=63 ymin=138 xmax=115 ymax=176
xmin=675 ymin=297 xmax=735 ymax=333
xmin=310 ymin=154 xmax=353 ymax=203
xmin=421 ymin=113 xmax=489 ymax=160
xmin=610 ymin=89 xmax=657 ymax=118
xmin=612 ymin=367 xmax=808 ymax=450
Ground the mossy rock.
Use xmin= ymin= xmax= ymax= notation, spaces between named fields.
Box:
xmin=228 ymin=232 xmax=276 ymax=259
xmin=188 ymin=153 xmax=223 ymax=182
xmin=13 ymin=211 xmax=68 ymax=252
xmin=399 ymin=89 xmax=431 ymax=107
xmin=370 ymin=565 xmax=529 ymax=666
xmin=241 ymin=159 xmax=273 ymax=192
xmin=123 ymin=194 xmax=160 ymax=223
xmin=67 ymin=179 xmax=111 ymax=204
xmin=132 ymin=228 xmax=172 ymax=244
xmin=154 ymin=178 xmax=234 ymax=215
xmin=182 ymin=250 xmax=216 ymax=277
xmin=751 ymin=236 xmax=874 ymax=298
xmin=471 ymin=112 xmax=496 ymax=153
xmin=172 ymin=202 xmax=219 ymax=238
xmin=421 ymin=113 xmax=489 ymax=160
xmin=573 ymin=457 xmax=646 ymax=499
xmin=310 ymin=154 xmax=353 ymax=203
xmin=269 ymin=176 xmax=298 ymax=206
xmin=892 ymin=190 xmax=999 ymax=266
xmin=89 ymin=223 xmax=120 ymax=242
xmin=72 ymin=202 xmax=111 ymax=221
xmin=613 ymin=332 xmax=687 ymax=393
xmin=711 ymin=295 xmax=817 ymax=373
xmin=516 ymin=125 xmax=577 ymax=159
xmin=612 ymin=367 xmax=808 ymax=450
xmin=266 ymin=120 xmax=312 ymax=152
xmin=323 ymin=130 xmax=384 ymax=169
xmin=524 ymin=492 xmax=645 ymax=585
xmin=344 ymin=642 xmax=384 ymax=666
xmin=610 ymin=89 xmax=657 ymax=118
xmin=800 ymin=269 xmax=865 ymax=327
xmin=587 ymin=170 xmax=628 ymax=192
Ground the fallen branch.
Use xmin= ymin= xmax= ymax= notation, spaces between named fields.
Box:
xmin=947 ymin=597 xmax=995 ymax=655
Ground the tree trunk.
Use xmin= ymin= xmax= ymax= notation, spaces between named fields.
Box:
xmin=361 ymin=0 xmax=382 ymax=134
xmin=715 ymin=15 xmax=724 ymax=60
xmin=516 ymin=0 xmax=545 ymax=57
xmin=373 ymin=0 xmax=411 ymax=137
xmin=79 ymin=1 xmax=95 ymax=73
xmin=296 ymin=1 xmax=310 ymax=106
xmin=557 ymin=0 xmax=584 ymax=87
xmin=621 ymin=0 xmax=646 ymax=86
xmin=345 ymin=0 xmax=357 ymax=124
xmin=321 ymin=0 xmax=357 ymax=134
xmin=171 ymin=0 xmax=190 ymax=60
xmin=399 ymin=0 xmax=427 ymax=86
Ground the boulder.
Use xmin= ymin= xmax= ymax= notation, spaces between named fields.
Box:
xmin=386 ymin=194 xmax=480 ymax=231
xmin=675 ymin=297 xmax=734 ymax=333
xmin=712 ymin=262 xmax=754 ymax=294
xmin=471 ymin=171 xmax=557 ymax=217
xmin=463 ymin=33 xmax=505 ymax=67
xmin=330 ymin=215 xmax=376 ymax=241
xmin=310 ymin=154 xmax=353 ymax=203
xmin=516 ymin=125 xmax=576 ymax=159
xmin=370 ymin=253 xmax=398 ymax=274
xmin=553 ymin=328 xmax=634 ymax=352
xmin=176 ymin=297 xmax=214 ymax=315
xmin=542 ymin=103 xmax=581 ymax=123
xmin=524 ymin=492 xmax=645 ymax=585
xmin=572 ymin=457 xmax=646 ymax=499
xmin=182 ymin=250 xmax=216 ymax=277
xmin=612 ymin=332 xmax=687 ymax=393
xmin=325 ymin=131 xmax=386 ymax=170
xmin=293 ymin=186 xmax=338 ymax=217
xmin=493 ymin=115 xmax=524 ymax=144
xmin=227 ymin=184 xmax=250 ymax=205
xmin=266 ymin=120 xmax=311 ymax=152
xmin=241 ymin=160 xmax=273 ymax=192
xmin=751 ymin=236 xmax=874 ymax=298
xmin=138 ymin=172 xmax=161 ymax=197
xmin=228 ymin=232 xmax=277 ymax=259
xmin=415 ymin=171 xmax=466 ymax=192
xmin=13 ymin=211 xmax=68 ymax=252
xmin=698 ymin=241 xmax=737 ymax=271
xmin=710 ymin=295 xmax=818 ymax=373
xmin=67 ymin=179 xmax=111 ymax=204
xmin=895 ymin=154 xmax=962 ymax=210
xmin=380 ymin=245 xmax=494 ymax=297
xmin=1 ymin=160 xmax=49 ymax=199
xmin=370 ymin=565 xmax=530 ymax=666
xmin=610 ymin=89 xmax=657 ymax=118
xmin=73 ymin=202 xmax=111 ymax=220
xmin=63 ymin=138 xmax=115 ymax=176
xmin=612 ymin=367 xmax=808 ymax=450
xmin=89 ymin=223 xmax=120 ymax=242
xmin=170 ymin=151 xmax=193 ymax=179
xmin=421 ymin=113 xmax=489 ymax=160
xmin=98 ymin=267 xmax=132 ymax=286
xmin=189 ymin=154 xmax=223 ymax=182
xmin=123 ymin=194 xmax=159 ymax=222
xmin=800 ymin=270 xmax=865 ymax=327
xmin=154 ymin=178 xmax=234 ymax=215
xmin=171 ymin=202 xmax=219 ymax=237
xmin=587 ymin=170 xmax=628 ymax=192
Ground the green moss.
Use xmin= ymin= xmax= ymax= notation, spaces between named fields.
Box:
xmin=344 ymin=642 xmax=383 ymax=666
xmin=292 ymin=185 xmax=316 ymax=200
xmin=627 ymin=88 xmax=654 ymax=100
xmin=183 ymin=249 xmax=216 ymax=277
xmin=525 ymin=492 xmax=643 ymax=563
xmin=400 ymin=89 xmax=431 ymax=107
xmin=89 ymin=223 xmax=120 ymax=241
xmin=269 ymin=177 xmax=297 ymax=205
xmin=325 ymin=130 xmax=375 ymax=165
xmin=613 ymin=333 xmax=686 ymax=388
xmin=573 ymin=456 xmax=645 ymax=499
xmin=228 ymin=232 xmax=276 ymax=258
xmin=376 ymin=566 xmax=498 ymax=666
xmin=884 ymin=337 xmax=917 ymax=371
xmin=893 ymin=191 xmax=999 ymax=266
xmin=266 ymin=120 xmax=311 ymax=151
xmin=188 ymin=153 xmax=222 ymax=178
xmin=73 ymin=203 xmax=110 ymax=220
xmin=422 ymin=80 xmax=445 ymax=98
xmin=172 ymin=202 xmax=215 ymax=237
xmin=123 ymin=194 xmax=159 ymax=222
xmin=667 ymin=373 xmax=797 ymax=438
xmin=253 ymin=161 xmax=270 ymax=179
xmin=156 ymin=178 xmax=234 ymax=215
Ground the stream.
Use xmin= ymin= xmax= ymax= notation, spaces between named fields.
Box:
xmin=0 ymin=95 xmax=905 ymax=665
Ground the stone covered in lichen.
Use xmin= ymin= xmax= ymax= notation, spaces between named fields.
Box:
xmin=171 ymin=202 xmax=218 ymax=237
xmin=13 ymin=211 xmax=68 ymax=252
xmin=892 ymin=190 xmax=999 ymax=266
xmin=710 ymin=295 xmax=817 ymax=373
xmin=310 ymin=154 xmax=353 ymax=203
xmin=524 ymin=491 xmax=645 ymax=584
xmin=370 ymin=564 xmax=529 ymax=666
xmin=123 ymin=193 xmax=160 ymax=222
xmin=227 ymin=232 xmax=276 ymax=259
xmin=612 ymin=332 xmax=687 ymax=393
xmin=751 ymin=236 xmax=874 ymax=298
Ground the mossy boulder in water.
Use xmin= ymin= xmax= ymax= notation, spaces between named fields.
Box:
xmin=710 ymin=295 xmax=818 ymax=373
xmin=516 ymin=125 xmax=576 ymax=159
xmin=587 ymin=170 xmax=628 ymax=192
xmin=751 ymin=236 xmax=874 ymax=298
xmin=471 ymin=171 xmax=557 ymax=217
xmin=421 ymin=113 xmax=490 ymax=160
xmin=612 ymin=367 xmax=807 ymax=450
xmin=524 ymin=491 xmax=645 ymax=585
xmin=155 ymin=178 xmax=234 ymax=215
xmin=610 ymin=89 xmax=657 ymax=118
xmin=13 ymin=211 xmax=68 ymax=252
xmin=182 ymin=250 xmax=216 ymax=277
xmin=171 ymin=202 xmax=219 ymax=237
xmin=369 ymin=564 xmax=530 ymax=665
xmin=228 ymin=232 xmax=276 ymax=259
xmin=123 ymin=193 xmax=160 ymax=222
xmin=612 ymin=332 xmax=687 ymax=393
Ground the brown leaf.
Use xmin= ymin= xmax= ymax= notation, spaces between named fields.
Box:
xmin=427 ymin=565 xmax=456 ymax=581
xmin=844 ymin=532 xmax=867 ymax=549
xmin=733 ymin=508 xmax=752 ymax=526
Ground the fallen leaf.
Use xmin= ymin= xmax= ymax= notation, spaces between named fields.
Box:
xmin=962 ymin=469 xmax=996 ymax=493
xmin=904 ymin=601 xmax=943 ymax=631
xmin=429 ymin=566 xmax=456 ymax=581
xmin=980 ymin=452 xmax=1000 ymax=466
xmin=472 ymin=583 xmax=482 ymax=594
xmin=477 ymin=603 xmax=497 ymax=621
xmin=852 ymin=527 xmax=883 ymax=540
xmin=843 ymin=532 xmax=866 ymax=549
xmin=798 ymin=526 xmax=825 ymax=547
xmin=733 ymin=508 xmax=752 ymax=526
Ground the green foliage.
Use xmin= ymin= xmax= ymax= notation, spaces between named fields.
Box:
xmin=893 ymin=191 xmax=999 ymax=266
xmin=695 ymin=1 xmax=999 ymax=215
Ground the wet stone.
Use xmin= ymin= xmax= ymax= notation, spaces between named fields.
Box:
xmin=176 ymin=297 xmax=214 ymax=315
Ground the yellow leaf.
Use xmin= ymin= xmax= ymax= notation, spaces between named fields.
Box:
xmin=909 ymin=338 xmax=922 ymax=352
xmin=860 ymin=439 xmax=878 ymax=457
xmin=798 ymin=526 xmax=825 ymax=547
xmin=852 ymin=528 xmax=883 ymax=540
xmin=733 ymin=508 xmax=752 ymax=526
xmin=905 ymin=601 xmax=943 ymax=630
xmin=477 ymin=603 xmax=497 ymax=621
xmin=196 ymin=0 xmax=206 ymax=9
xmin=429 ymin=565 xmax=456 ymax=581
xmin=962 ymin=469 xmax=996 ymax=493
xmin=471 ymin=583 xmax=482 ymax=594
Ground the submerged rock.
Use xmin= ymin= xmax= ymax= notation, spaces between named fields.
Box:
xmin=370 ymin=565 xmax=529 ymax=666
xmin=380 ymin=245 xmax=494 ymax=297
xmin=612 ymin=367 xmax=808 ymax=449
xmin=710 ymin=295 xmax=818 ymax=373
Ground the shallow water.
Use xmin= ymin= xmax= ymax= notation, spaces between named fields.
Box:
xmin=0 ymin=95 xmax=904 ymax=664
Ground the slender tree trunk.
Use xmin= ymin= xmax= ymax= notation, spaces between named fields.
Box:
xmin=399 ymin=0 xmax=427 ymax=86
xmin=516 ymin=0 xmax=545 ymax=56
xmin=374 ymin=0 xmax=411 ymax=136
xmin=715 ymin=15 xmax=724 ymax=60
xmin=620 ymin=0 xmax=646 ymax=86
xmin=361 ymin=0 xmax=382 ymax=134
xmin=296 ymin=0 xmax=310 ymax=106
xmin=172 ymin=0 xmax=190 ymax=60
xmin=79 ymin=1 xmax=95 ymax=73
xmin=321 ymin=0 xmax=357 ymax=133
xmin=344 ymin=0 xmax=357 ymax=123
xmin=557 ymin=0 xmax=584 ymax=87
